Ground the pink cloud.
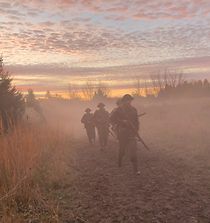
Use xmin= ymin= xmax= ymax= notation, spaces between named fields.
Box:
xmin=2 ymin=0 xmax=209 ymax=21
xmin=0 ymin=0 xmax=210 ymax=76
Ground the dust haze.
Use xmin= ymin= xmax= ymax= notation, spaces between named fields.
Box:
xmin=30 ymin=96 xmax=210 ymax=159
xmin=4 ymin=89 xmax=210 ymax=222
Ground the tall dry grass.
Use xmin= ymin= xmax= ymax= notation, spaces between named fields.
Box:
xmin=0 ymin=122 xmax=70 ymax=222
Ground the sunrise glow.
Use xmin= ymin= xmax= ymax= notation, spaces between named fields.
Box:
xmin=1 ymin=0 xmax=210 ymax=97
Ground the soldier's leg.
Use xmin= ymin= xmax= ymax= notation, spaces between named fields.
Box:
xmin=118 ymin=136 xmax=127 ymax=167
xmin=101 ymin=129 xmax=105 ymax=147
xmin=92 ymin=127 xmax=96 ymax=144
xmin=128 ymin=138 xmax=138 ymax=173
xmin=86 ymin=128 xmax=92 ymax=144
xmin=97 ymin=127 xmax=104 ymax=149
xmin=89 ymin=127 xmax=96 ymax=144
xmin=104 ymin=128 xmax=109 ymax=147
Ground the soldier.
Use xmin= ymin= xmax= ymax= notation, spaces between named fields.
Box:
xmin=110 ymin=99 xmax=122 ymax=116
xmin=81 ymin=108 xmax=96 ymax=145
xmin=110 ymin=99 xmax=122 ymax=138
xmin=93 ymin=102 xmax=110 ymax=150
xmin=110 ymin=94 xmax=140 ymax=175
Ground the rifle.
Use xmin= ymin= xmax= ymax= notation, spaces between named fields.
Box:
xmin=108 ymin=128 xmax=116 ymax=138
xmin=134 ymin=128 xmax=150 ymax=151
xmin=121 ymin=110 xmax=150 ymax=151
xmin=125 ymin=120 xmax=150 ymax=151
xmin=138 ymin=112 xmax=146 ymax=118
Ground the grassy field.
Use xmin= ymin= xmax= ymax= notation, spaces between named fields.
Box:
xmin=1 ymin=97 xmax=210 ymax=222
xmin=0 ymin=122 xmax=71 ymax=222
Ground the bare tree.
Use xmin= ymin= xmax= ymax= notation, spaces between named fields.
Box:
xmin=68 ymin=83 xmax=79 ymax=100
xmin=150 ymin=73 xmax=164 ymax=95
xmin=132 ymin=78 xmax=144 ymax=97
xmin=150 ymin=69 xmax=184 ymax=95
xmin=144 ymin=80 xmax=149 ymax=97
xmin=94 ymin=82 xmax=111 ymax=99
xmin=45 ymin=90 xmax=52 ymax=99
xmin=81 ymin=81 xmax=95 ymax=100
xmin=162 ymin=69 xmax=184 ymax=88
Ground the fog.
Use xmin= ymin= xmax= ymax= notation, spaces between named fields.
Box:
xmin=25 ymin=97 xmax=210 ymax=163
xmin=21 ymin=96 xmax=210 ymax=222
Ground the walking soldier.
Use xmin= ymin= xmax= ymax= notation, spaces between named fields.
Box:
xmin=110 ymin=94 xmax=140 ymax=175
xmin=110 ymin=99 xmax=122 ymax=138
xmin=93 ymin=102 xmax=110 ymax=150
xmin=81 ymin=108 xmax=96 ymax=144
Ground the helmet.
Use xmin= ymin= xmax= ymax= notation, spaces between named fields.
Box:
xmin=85 ymin=108 xmax=91 ymax=112
xmin=121 ymin=94 xmax=134 ymax=102
xmin=97 ymin=102 xmax=105 ymax=108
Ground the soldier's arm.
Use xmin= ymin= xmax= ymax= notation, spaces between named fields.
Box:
xmin=106 ymin=111 xmax=110 ymax=123
xmin=109 ymin=108 xmax=118 ymax=125
xmin=93 ymin=111 xmax=98 ymax=124
xmin=81 ymin=114 xmax=86 ymax=123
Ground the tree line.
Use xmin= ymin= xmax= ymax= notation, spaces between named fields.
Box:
xmin=45 ymin=81 xmax=111 ymax=101
xmin=132 ymin=71 xmax=210 ymax=99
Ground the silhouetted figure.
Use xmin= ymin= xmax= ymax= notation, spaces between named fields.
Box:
xmin=81 ymin=108 xmax=96 ymax=145
xmin=110 ymin=99 xmax=122 ymax=138
xmin=110 ymin=94 xmax=140 ymax=175
xmin=93 ymin=102 xmax=109 ymax=150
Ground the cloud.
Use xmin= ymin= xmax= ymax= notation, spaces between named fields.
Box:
xmin=2 ymin=12 xmax=210 ymax=66
xmin=3 ymin=0 xmax=209 ymax=21
xmin=9 ymin=55 xmax=210 ymax=77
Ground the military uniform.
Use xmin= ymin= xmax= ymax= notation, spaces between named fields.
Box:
xmin=94 ymin=103 xmax=110 ymax=150
xmin=110 ymin=95 xmax=139 ymax=173
xmin=81 ymin=109 xmax=96 ymax=144
xmin=110 ymin=99 xmax=122 ymax=138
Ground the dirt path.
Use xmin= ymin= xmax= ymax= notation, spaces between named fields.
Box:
xmin=53 ymin=140 xmax=210 ymax=223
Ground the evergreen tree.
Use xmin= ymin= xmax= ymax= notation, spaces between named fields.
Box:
xmin=0 ymin=56 xmax=25 ymax=133
xmin=45 ymin=90 xmax=52 ymax=99
xmin=25 ymin=89 xmax=36 ymax=106
xmin=25 ymin=89 xmax=45 ymax=121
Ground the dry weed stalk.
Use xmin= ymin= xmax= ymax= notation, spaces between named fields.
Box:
xmin=0 ymin=123 xmax=69 ymax=222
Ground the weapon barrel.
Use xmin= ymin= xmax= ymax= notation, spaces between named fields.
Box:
xmin=136 ymin=134 xmax=150 ymax=151
xmin=128 ymin=122 xmax=150 ymax=151
xmin=138 ymin=112 xmax=146 ymax=117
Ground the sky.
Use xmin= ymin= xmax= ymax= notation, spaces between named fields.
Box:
xmin=1 ymin=0 xmax=210 ymax=97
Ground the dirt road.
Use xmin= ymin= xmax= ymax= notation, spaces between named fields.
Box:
xmin=51 ymin=138 xmax=210 ymax=223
